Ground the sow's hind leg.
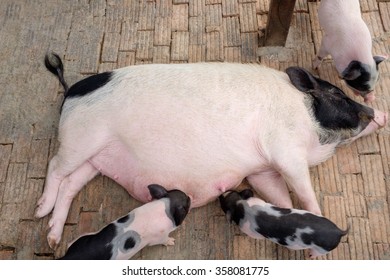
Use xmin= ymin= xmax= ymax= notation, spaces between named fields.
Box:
xmin=35 ymin=129 xmax=107 ymax=247
xmin=47 ymin=161 xmax=99 ymax=248
xmin=35 ymin=154 xmax=68 ymax=219
xmin=249 ymin=145 xmax=321 ymax=215
xmin=36 ymin=141 xmax=102 ymax=219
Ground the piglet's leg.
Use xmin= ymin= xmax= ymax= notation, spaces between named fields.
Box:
xmin=165 ymin=237 xmax=175 ymax=246
xmin=313 ymin=36 xmax=330 ymax=70
xmin=47 ymin=161 xmax=99 ymax=248
xmin=247 ymin=170 xmax=293 ymax=208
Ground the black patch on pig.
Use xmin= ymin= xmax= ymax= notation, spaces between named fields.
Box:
xmin=219 ymin=191 xmax=247 ymax=225
xmin=59 ymin=223 xmax=117 ymax=260
xmin=286 ymin=67 xmax=374 ymax=133
xmin=117 ymin=215 xmax=130 ymax=224
xmin=115 ymin=230 xmax=141 ymax=258
xmin=253 ymin=209 xmax=347 ymax=251
xmin=239 ymin=189 xmax=254 ymax=200
xmin=272 ymin=206 xmax=292 ymax=215
xmin=124 ymin=236 xmax=136 ymax=250
xmin=229 ymin=203 xmax=245 ymax=225
xmin=342 ymin=61 xmax=372 ymax=93
xmin=66 ymin=71 xmax=113 ymax=99
xmin=148 ymin=184 xmax=168 ymax=199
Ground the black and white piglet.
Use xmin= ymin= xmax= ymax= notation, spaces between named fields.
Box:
xmin=59 ymin=184 xmax=191 ymax=260
xmin=313 ymin=0 xmax=387 ymax=102
xmin=219 ymin=189 xmax=347 ymax=258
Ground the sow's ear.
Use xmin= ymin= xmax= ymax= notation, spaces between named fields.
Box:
xmin=148 ymin=184 xmax=168 ymax=200
xmin=285 ymin=67 xmax=319 ymax=93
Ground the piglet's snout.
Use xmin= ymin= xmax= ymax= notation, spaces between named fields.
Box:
xmin=363 ymin=91 xmax=375 ymax=103
xmin=373 ymin=109 xmax=388 ymax=128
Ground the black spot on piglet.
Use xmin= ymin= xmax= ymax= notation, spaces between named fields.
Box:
xmin=117 ymin=215 xmax=130 ymax=224
xmin=272 ymin=206 xmax=292 ymax=215
xmin=124 ymin=237 xmax=136 ymax=250
xmin=59 ymin=223 xmax=117 ymax=260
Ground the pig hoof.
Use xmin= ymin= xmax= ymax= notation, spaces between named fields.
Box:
xmin=305 ymin=204 xmax=322 ymax=216
xmin=312 ymin=57 xmax=322 ymax=70
xmin=35 ymin=197 xmax=54 ymax=218
xmin=47 ymin=220 xmax=63 ymax=249
xmin=165 ymin=237 xmax=175 ymax=246
xmin=35 ymin=205 xmax=49 ymax=219
xmin=47 ymin=234 xmax=60 ymax=250
xmin=304 ymin=250 xmax=315 ymax=260
xmin=35 ymin=205 xmax=46 ymax=219
xmin=48 ymin=218 xmax=54 ymax=228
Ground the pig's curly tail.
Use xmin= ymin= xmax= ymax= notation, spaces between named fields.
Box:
xmin=44 ymin=52 xmax=69 ymax=95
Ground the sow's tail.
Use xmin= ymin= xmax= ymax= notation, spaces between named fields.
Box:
xmin=44 ymin=52 xmax=69 ymax=93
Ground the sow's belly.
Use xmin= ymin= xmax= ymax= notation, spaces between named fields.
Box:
xmin=89 ymin=140 xmax=260 ymax=208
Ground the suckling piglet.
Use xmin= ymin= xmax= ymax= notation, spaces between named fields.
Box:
xmin=59 ymin=184 xmax=190 ymax=260
xmin=219 ymin=189 xmax=347 ymax=258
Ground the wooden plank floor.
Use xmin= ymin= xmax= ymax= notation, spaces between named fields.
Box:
xmin=0 ymin=0 xmax=389 ymax=260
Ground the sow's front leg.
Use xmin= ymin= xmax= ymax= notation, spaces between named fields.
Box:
xmin=279 ymin=160 xmax=320 ymax=215
xmin=246 ymin=170 xmax=293 ymax=209
xmin=250 ymin=146 xmax=321 ymax=215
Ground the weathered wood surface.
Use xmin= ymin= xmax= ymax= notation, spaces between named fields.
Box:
xmin=0 ymin=0 xmax=389 ymax=260
xmin=263 ymin=0 xmax=297 ymax=46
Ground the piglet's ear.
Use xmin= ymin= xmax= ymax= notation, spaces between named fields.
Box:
xmin=239 ymin=189 xmax=254 ymax=200
xmin=148 ymin=184 xmax=168 ymax=199
xmin=374 ymin=55 xmax=388 ymax=65
xmin=286 ymin=67 xmax=319 ymax=93
xmin=173 ymin=206 xmax=188 ymax=226
xmin=341 ymin=61 xmax=363 ymax=80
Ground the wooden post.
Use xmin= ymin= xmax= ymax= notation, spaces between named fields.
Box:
xmin=264 ymin=0 xmax=297 ymax=46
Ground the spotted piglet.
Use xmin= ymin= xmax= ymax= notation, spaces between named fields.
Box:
xmin=313 ymin=0 xmax=387 ymax=102
xmin=59 ymin=184 xmax=191 ymax=260
xmin=219 ymin=189 xmax=347 ymax=258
